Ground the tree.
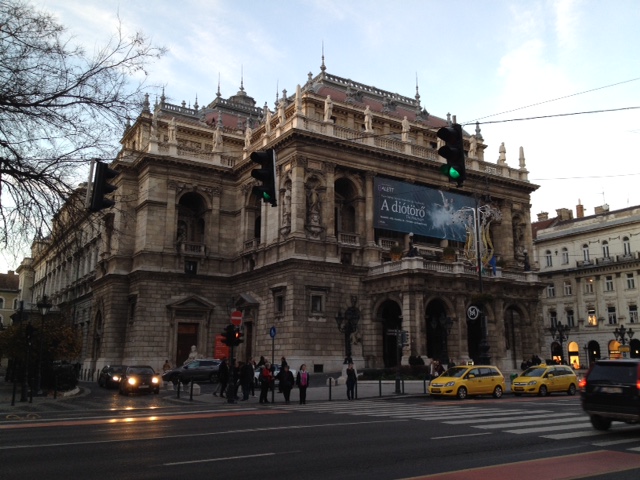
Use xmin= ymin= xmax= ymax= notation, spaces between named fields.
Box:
xmin=0 ymin=0 xmax=166 ymax=257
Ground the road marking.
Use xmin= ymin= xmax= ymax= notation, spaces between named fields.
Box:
xmin=165 ymin=452 xmax=281 ymax=465
xmin=504 ymin=421 xmax=593 ymax=434
xmin=474 ymin=416 xmax=584 ymax=429
xmin=431 ymin=432 xmax=492 ymax=440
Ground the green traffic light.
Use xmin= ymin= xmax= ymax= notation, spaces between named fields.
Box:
xmin=440 ymin=164 xmax=461 ymax=180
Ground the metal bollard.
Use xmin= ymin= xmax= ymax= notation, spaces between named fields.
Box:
xmin=176 ymin=380 xmax=181 ymax=399
xmin=329 ymin=377 xmax=332 ymax=401
xmin=379 ymin=378 xmax=382 ymax=397
xmin=189 ymin=381 xmax=194 ymax=401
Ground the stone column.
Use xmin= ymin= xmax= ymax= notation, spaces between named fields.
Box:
xmin=289 ymin=156 xmax=306 ymax=236
xmin=365 ymin=172 xmax=376 ymax=246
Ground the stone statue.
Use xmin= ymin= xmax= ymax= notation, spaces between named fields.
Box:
xmin=278 ymin=99 xmax=286 ymax=125
xmin=401 ymin=116 xmax=410 ymax=142
xmin=183 ymin=345 xmax=200 ymax=365
xmin=324 ymin=95 xmax=333 ymax=122
xmin=168 ymin=117 xmax=177 ymax=143
xmin=282 ymin=184 xmax=292 ymax=227
xmin=244 ymin=125 xmax=253 ymax=149
xmin=213 ymin=126 xmax=223 ymax=151
xmin=364 ymin=105 xmax=373 ymax=132
xmin=498 ymin=142 xmax=507 ymax=164
xmin=469 ymin=135 xmax=477 ymax=158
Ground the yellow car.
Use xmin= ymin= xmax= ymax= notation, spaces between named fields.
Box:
xmin=511 ymin=364 xmax=578 ymax=396
xmin=429 ymin=365 xmax=506 ymax=399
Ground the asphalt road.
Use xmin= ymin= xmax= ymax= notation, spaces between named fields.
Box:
xmin=3 ymin=384 xmax=640 ymax=479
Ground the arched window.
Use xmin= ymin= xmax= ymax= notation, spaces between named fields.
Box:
xmin=561 ymin=247 xmax=569 ymax=264
xmin=602 ymin=240 xmax=610 ymax=259
xmin=582 ymin=244 xmax=590 ymax=262
xmin=176 ymin=192 xmax=207 ymax=244
xmin=0 ymin=297 xmax=4 ymax=309
xmin=623 ymin=236 xmax=632 ymax=256
xmin=334 ymin=177 xmax=358 ymax=235
xmin=545 ymin=250 xmax=553 ymax=267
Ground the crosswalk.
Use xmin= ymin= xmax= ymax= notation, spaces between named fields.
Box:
xmin=275 ymin=400 xmax=640 ymax=450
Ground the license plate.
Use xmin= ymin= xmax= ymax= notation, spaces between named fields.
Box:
xmin=139 ymin=385 xmax=149 ymax=389
xmin=599 ymin=386 xmax=622 ymax=394
xmin=514 ymin=387 xmax=523 ymax=391
xmin=431 ymin=388 xmax=441 ymax=393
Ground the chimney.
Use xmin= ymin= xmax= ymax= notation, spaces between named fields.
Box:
xmin=594 ymin=204 xmax=610 ymax=215
xmin=555 ymin=208 xmax=573 ymax=221
xmin=576 ymin=203 xmax=584 ymax=218
xmin=537 ymin=212 xmax=549 ymax=221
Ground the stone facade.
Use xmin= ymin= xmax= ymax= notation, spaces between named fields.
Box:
xmin=17 ymin=67 xmax=545 ymax=377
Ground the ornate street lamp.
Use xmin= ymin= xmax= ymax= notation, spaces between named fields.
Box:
xmin=35 ymin=295 xmax=52 ymax=396
xmin=549 ymin=321 xmax=570 ymax=364
xmin=614 ymin=324 xmax=634 ymax=358
xmin=335 ymin=296 xmax=360 ymax=363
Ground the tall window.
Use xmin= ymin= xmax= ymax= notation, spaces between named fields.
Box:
xmin=605 ymin=275 xmax=615 ymax=292
xmin=629 ymin=305 xmax=638 ymax=324
xmin=588 ymin=308 xmax=598 ymax=326
xmin=627 ymin=273 xmax=636 ymax=290
xmin=566 ymin=309 xmax=575 ymax=327
xmin=0 ymin=298 xmax=4 ymax=309
xmin=545 ymin=250 xmax=553 ymax=267
xmin=563 ymin=280 xmax=572 ymax=296
xmin=602 ymin=241 xmax=610 ymax=258
xmin=623 ymin=236 xmax=632 ymax=256
xmin=583 ymin=244 xmax=590 ymax=262
xmin=608 ymin=306 xmax=617 ymax=325
xmin=549 ymin=310 xmax=558 ymax=327
xmin=585 ymin=278 xmax=595 ymax=294
xmin=547 ymin=284 xmax=556 ymax=298
xmin=561 ymin=247 xmax=569 ymax=264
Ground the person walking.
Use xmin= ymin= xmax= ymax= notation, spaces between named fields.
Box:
xmin=240 ymin=360 xmax=254 ymax=401
xmin=217 ymin=358 xmax=229 ymax=398
xmin=346 ymin=362 xmax=357 ymax=400
xmin=259 ymin=362 xmax=273 ymax=404
xmin=296 ymin=364 xmax=310 ymax=404
xmin=280 ymin=365 xmax=295 ymax=404
xmin=249 ymin=358 xmax=257 ymax=397
xmin=162 ymin=360 xmax=171 ymax=373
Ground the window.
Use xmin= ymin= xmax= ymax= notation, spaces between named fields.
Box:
xmin=585 ymin=277 xmax=595 ymax=294
xmin=547 ymin=284 xmax=556 ymax=298
xmin=561 ymin=248 xmax=569 ymax=264
xmin=608 ymin=306 xmax=617 ymax=325
xmin=545 ymin=250 xmax=553 ymax=267
xmin=563 ymin=280 xmax=572 ymax=296
xmin=0 ymin=298 xmax=3 ymax=309
xmin=605 ymin=275 xmax=614 ymax=292
xmin=588 ymin=308 xmax=598 ymax=326
xmin=310 ymin=294 xmax=324 ymax=314
xmin=629 ymin=305 xmax=638 ymax=324
xmin=549 ymin=310 xmax=558 ymax=327
xmin=275 ymin=294 xmax=284 ymax=315
xmin=13 ymin=298 xmax=19 ymax=309
xmin=602 ymin=241 xmax=610 ymax=259
xmin=184 ymin=260 xmax=197 ymax=275
xmin=623 ymin=236 xmax=631 ymax=256
xmin=566 ymin=309 xmax=575 ymax=327
xmin=627 ymin=273 xmax=636 ymax=290
xmin=582 ymin=244 xmax=590 ymax=262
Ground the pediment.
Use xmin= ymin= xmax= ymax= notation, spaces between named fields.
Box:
xmin=167 ymin=295 xmax=216 ymax=310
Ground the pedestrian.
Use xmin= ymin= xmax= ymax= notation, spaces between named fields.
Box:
xmin=257 ymin=356 xmax=266 ymax=368
xmin=240 ymin=360 xmax=254 ymax=401
xmin=346 ymin=362 xmax=357 ymax=400
xmin=162 ymin=360 xmax=171 ymax=373
xmin=296 ymin=364 xmax=310 ymax=404
xmin=259 ymin=362 xmax=273 ymax=404
xmin=249 ymin=358 xmax=257 ymax=397
xmin=231 ymin=360 xmax=241 ymax=400
xmin=217 ymin=358 xmax=229 ymax=398
xmin=280 ymin=365 xmax=295 ymax=404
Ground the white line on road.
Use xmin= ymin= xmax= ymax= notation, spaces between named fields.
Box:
xmin=164 ymin=452 xmax=294 ymax=466
xmin=431 ymin=432 xmax=492 ymax=440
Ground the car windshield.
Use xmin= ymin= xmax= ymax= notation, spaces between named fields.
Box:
xmin=442 ymin=367 xmax=468 ymax=378
xmin=521 ymin=367 xmax=547 ymax=377
xmin=129 ymin=367 xmax=154 ymax=375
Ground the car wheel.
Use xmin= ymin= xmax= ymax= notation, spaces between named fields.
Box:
xmin=492 ymin=385 xmax=503 ymax=398
xmin=590 ymin=415 xmax=612 ymax=431
xmin=567 ymin=384 xmax=576 ymax=396
xmin=456 ymin=386 xmax=467 ymax=400
xmin=538 ymin=385 xmax=548 ymax=397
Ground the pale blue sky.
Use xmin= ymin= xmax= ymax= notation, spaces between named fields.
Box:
xmin=3 ymin=0 xmax=639 ymax=271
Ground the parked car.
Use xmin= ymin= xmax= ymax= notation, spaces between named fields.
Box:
xmin=98 ymin=365 xmax=127 ymax=389
xmin=254 ymin=364 xmax=297 ymax=387
xmin=119 ymin=365 xmax=161 ymax=395
xmin=581 ymin=358 xmax=640 ymax=430
xmin=429 ymin=365 xmax=506 ymax=399
xmin=162 ymin=359 xmax=221 ymax=384
xmin=512 ymin=364 xmax=578 ymax=396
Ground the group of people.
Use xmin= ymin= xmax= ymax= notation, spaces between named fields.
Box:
xmin=520 ymin=354 xmax=542 ymax=370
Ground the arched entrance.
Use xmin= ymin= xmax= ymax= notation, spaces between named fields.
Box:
xmin=630 ymin=338 xmax=640 ymax=358
xmin=587 ymin=340 xmax=600 ymax=365
xmin=377 ymin=300 xmax=402 ymax=367
xmin=425 ymin=299 xmax=450 ymax=363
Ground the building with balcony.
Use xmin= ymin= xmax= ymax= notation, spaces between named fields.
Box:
xmin=533 ymin=204 xmax=640 ymax=368
xmin=17 ymin=62 xmax=544 ymax=377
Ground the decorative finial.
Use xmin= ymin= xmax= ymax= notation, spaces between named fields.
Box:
xmin=194 ymin=94 xmax=199 ymax=111
xmin=415 ymin=72 xmax=421 ymax=105
xmin=320 ymin=41 xmax=326 ymax=73
xmin=240 ymin=65 xmax=245 ymax=92
xmin=160 ymin=87 xmax=166 ymax=106
xmin=216 ymin=73 xmax=221 ymax=98
xmin=475 ymin=121 xmax=483 ymax=140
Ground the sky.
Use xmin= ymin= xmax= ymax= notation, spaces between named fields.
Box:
xmin=2 ymin=0 xmax=639 ymax=272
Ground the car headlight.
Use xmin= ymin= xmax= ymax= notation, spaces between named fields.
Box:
xmin=112 ymin=375 xmax=120 ymax=382
xmin=445 ymin=381 xmax=456 ymax=387
xmin=152 ymin=377 xmax=160 ymax=384
xmin=128 ymin=377 xmax=137 ymax=386
xmin=526 ymin=380 xmax=538 ymax=386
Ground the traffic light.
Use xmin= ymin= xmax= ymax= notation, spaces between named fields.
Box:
xmin=233 ymin=328 xmax=244 ymax=346
xmin=88 ymin=159 xmax=119 ymax=212
xmin=250 ymin=149 xmax=277 ymax=207
xmin=222 ymin=324 xmax=235 ymax=346
xmin=436 ymin=123 xmax=466 ymax=187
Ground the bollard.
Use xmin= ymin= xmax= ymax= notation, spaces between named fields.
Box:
xmin=189 ymin=381 xmax=194 ymax=401
xmin=355 ymin=381 xmax=358 ymax=400
xmin=329 ymin=377 xmax=332 ymax=401
xmin=176 ymin=380 xmax=181 ymax=399
xmin=402 ymin=378 xmax=405 ymax=394
xmin=54 ymin=374 xmax=58 ymax=399
xmin=379 ymin=378 xmax=382 ymax=397
xmin=423 ymin=377 xmax=427 ymax=394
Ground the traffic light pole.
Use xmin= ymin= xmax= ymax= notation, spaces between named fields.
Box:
xmin=474 ymin=198 xmax=491 ymax=365
xmin=227 ymin=344 xmax=235 ymax=404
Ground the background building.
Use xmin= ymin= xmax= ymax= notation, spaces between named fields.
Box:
xmin=533 ymin=204 xmax=640 ymax=368
xmin=17 ymin=64 xmax=545 ymax=378
xmin=0 ymin=271 xmax=19 ymax=329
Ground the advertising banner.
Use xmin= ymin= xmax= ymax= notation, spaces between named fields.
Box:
xmin=374 ymin=177 xmax=475 ymax=242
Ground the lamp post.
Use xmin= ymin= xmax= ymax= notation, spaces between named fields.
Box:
xmin=613 ymin=324 xmax=634 ymax=358
xmin=35 ymin=295 xmax=52 ymax=396
xmin=335 ymin=296 xmax=360 ymax=363
xmin=430 ymin=314 xmax=454 ymax=366
xmin=548 ymin=321 xmax=570 ymax=364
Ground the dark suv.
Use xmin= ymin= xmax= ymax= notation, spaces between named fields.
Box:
xmin=580 ymin=359 xmax=640 ymax=430
xmin=162 ymin=359 xmax=221 ymax=384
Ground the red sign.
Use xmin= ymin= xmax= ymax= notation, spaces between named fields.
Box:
xmin=214 ymin=335 xmax=230 ymax=359
xmin=231 ymin=310 xmax=243 ymax=327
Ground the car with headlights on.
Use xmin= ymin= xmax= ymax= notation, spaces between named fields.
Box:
xmin=512 ymin=364 xmax=578 ymax=396
xmin=429 ymin=365 xmax=506 ymax=399
xmin=98 ymin=365 xmax=127 ymax=389
xmin=119 ymin=365 xmax=161 ymax=395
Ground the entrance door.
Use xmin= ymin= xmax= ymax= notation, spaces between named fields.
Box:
xmin=377 ymin=300 xmax=402 ymax=367
xmin=177 ymin=323 xmax=198 ymax=366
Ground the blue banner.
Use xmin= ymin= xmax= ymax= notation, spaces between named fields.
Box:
xmin=374 ymin=178 xmax=475 ymax=242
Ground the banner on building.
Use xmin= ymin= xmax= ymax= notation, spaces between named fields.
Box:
xmin=374 ymin=177 xmax=475 ymax=242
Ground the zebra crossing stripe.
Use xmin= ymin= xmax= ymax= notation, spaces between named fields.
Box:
xmin=444 ymin=410 xmax=554 ymax=424
xmin=504 ymin=421 xmax=593 ymax=434
xmin=475 ymin=416 xmax=584 ymax=429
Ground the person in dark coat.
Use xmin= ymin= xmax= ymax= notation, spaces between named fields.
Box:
xmin=296 ymin=364 xmax=310 ymax=405
xmin=280 ymin=365 xmax=295 ymax=404
xmin=217 ymin=359 xmax=229 ymax=398
xmin=346 ymin=363 xmax=357 ymax=400
xmin=240 ymin=360 xmax=254 ymax=401
xmin=259 ymin=362 xmax=273 ymax=404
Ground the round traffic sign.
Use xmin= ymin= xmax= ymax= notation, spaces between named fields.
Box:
xmin=270 ymin=326 xmax=277 ymax=338
xmin=231 ymin=310 xmax=243 ymax=326
xmin=467 ymin=305 xmax=480 ymax=321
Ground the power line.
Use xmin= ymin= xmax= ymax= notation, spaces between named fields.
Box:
xmin=462 ymin=105 xmax=640 ymax=126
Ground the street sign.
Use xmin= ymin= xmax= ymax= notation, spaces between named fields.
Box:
xmin=231 ymin=310 xmax=243 ymax=327
xmin=270 ymin=326 xmax=277 ymax=338
xmin=467 ymin=305 xmax=480 ymax=321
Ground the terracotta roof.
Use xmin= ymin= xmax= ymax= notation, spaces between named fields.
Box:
xmin=0 ymin=272 xmax=19 ymax=291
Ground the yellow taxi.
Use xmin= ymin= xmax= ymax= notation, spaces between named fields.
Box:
xmin=511 ymin=364 xmax=578 ymax=396
xmin=429 ymin=365 xmax=506 ymax=399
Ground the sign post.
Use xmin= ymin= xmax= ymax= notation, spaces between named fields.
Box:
xmin=231 ymin=310 xmax=243 ymax=327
